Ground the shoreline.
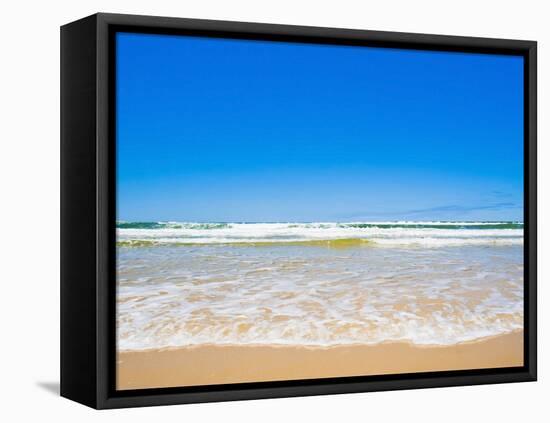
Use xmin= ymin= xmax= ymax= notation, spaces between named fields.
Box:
xmin=116 ymin=330 xmax=523 ymax=390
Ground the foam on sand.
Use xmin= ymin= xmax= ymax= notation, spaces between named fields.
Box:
xmin=117 ymin=226 xmax=524 ymax=351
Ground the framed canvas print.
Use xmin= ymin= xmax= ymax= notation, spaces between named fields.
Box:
xmin=60 ymin=13 xmax=537 ymax=409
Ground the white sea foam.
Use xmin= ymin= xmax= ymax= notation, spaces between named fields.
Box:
xmin=117 ymin=221 xmax=523 ymax=247
xmin=116 ymin=233 xmax=524 ymax=351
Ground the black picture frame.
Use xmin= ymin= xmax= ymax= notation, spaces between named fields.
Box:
xmin=60 ymin=12 xmax=537 ymax=409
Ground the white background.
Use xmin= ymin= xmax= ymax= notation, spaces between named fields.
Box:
xmin=1 ymin=0 xmax=546 ymax=421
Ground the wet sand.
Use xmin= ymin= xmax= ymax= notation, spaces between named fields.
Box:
xmin=116 ymin=330 xmax=523 ymax=390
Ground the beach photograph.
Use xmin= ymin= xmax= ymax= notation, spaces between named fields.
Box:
xmin=115 ymin=32 xmax=524 ymax=390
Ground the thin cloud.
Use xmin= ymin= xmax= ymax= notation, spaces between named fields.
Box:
xmin=404 ymin=202 xmax=519 ymax=215
xmin=337 ymin=202 xmax=521 ymax=220
xmin=490 ymin=190 xmax=513 ymax=199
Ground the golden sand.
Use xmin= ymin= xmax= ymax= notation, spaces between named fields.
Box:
xmin=116 ymin=330 xmax=523 ymax=390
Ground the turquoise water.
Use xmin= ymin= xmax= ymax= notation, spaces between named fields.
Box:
xmin=116 ymin=221 xmax=523 ymax=247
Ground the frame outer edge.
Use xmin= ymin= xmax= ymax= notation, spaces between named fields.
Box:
xmin=96 ymin=12 xmax=112 ymax=409
xmin=528 ymin=42 xmax=537 ymax=380
xmin=60 ymin=14 xmax=99 ymax=409
xmin=95 ymin=12 xmax=536 ymax=49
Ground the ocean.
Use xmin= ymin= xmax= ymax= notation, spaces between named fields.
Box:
xmin=116 ymin=221 xmax=524 ymax=351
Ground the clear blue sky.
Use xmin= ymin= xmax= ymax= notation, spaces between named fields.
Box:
xmin=116 ymin=32 xmax=524 ymax=222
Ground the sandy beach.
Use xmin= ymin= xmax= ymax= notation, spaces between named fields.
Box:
xmin=117 ymin=330 xmax=523 ymax=390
